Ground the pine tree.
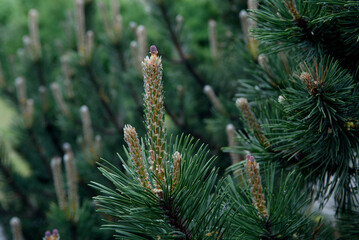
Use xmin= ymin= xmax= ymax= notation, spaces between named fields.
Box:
xmin=0 ymin=0 xmax=244 ymax=239
xmin=234 ymin=0 xmax=359 ymax=238
xmin=0 ymin=0 xmax=357 ymax=239
xmin=93 ymin=0 xmax=359 ymax=239
xmin=93 ymin=45 xmax=334 ymax=239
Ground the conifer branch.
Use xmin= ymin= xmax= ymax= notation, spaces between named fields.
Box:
xmin=27 ymin=128 xmax=52 ymax=177
xmin=236 ymin=98 xmax=270 ymax=148
xmin=113 ymin=42 xmax=127 ymax=70
xmin=0 ymin=156 xmax=36 ymax=212
xmin=283 ymin=0 xmax=308 ymax=29
xmin=159 ymin=198 xmax=192 ymax=240
xmin=157 ymin=3 xmax=206 ymax=88
xmin=164 ymin=102 xmax=220 ymax=151
xmin=32 ymin=54 xmax=65 ymax=157
xmin=85 ymin=66 xmax=123 ymax=134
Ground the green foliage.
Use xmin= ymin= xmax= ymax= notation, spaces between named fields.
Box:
xmin=92 ymin=136 xmax=228 ymax=239
xmin=0 ymin=0 xmax=358 ymax=239
xmin=47 ymin=200 xmax=111 ymax=240
xmin=226 ymin=165 xmax=333 ymax=240
xmin=233 ymin=0 xmax=358 ymax=238
xmin=253 ymin=0 xmax=359 ymax=74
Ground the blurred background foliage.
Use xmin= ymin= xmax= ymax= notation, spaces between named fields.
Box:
xmin=0 ymin=0 xmax=247 ymax=238
xmin=0 ymin=0 xmax=357 ymax=239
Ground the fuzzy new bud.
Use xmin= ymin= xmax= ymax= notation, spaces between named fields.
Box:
xmin=124 ymin=125 xmax=150 ymax=189
xmin=85 ymin=30 xmax=94 ymax=61
xmin=246 ymin=154 xmax=268 ymax=218
xmin=204 ymin=85 xmax=227 ymax=115
xmin=110 ymin=0 xmax=119 ymax=18
xmin=136 ymin=25 xmax=147 ymax=60
xmin=23 ymin=99 xmax=34 ymax=128
xmin=60 ymin=55 xmax=70 ymax=80
xmin=63 ymin=142 xmax=72 ymax=153
xmin=284 ymin=0 xmax=301 ymax=21
xmin=22 ymin=35 xmax=31 ymax=47
xmin=61 ymin=55 xmax=74 ymax=99
xmin=236 ymin=97 xmax=247 ymax=109
xmin=239 ymin=10 xmax=249 ymax=45
xmin=51 ymin=156 xmax=66 ymax=211
xmin=28 ymin=9 xmax=42 ymax=60
xmin=300 ymin=71 xmax=316 ymax=95
xmin=94 ymin=135 xmax=102 ymax=155
xmin=113 ymin=14 xmax=122 ymax=39
xmin=278 ymin=95 xmax=285 ymax=103
xmin=111 ymin=0 xmax=122 ymax=39
xmin=80 ymin=105 xmax=94 ymax=149
xmin=10 ymin=217 xmax=23 ymax=240
xmin=258 ymin=54 xmax=268 ymax=71
xmin=129 ymin=21 xmax=137 ymax=35
xmin=75 ymin=0 xmax=86 ymax=61
xmin=142 ymin=46 xmax=166 ymax=195
xmin=130 ymin=41 xmax=138 ymax=52
xmin=38 ymin=86 xmax=49 ymax=112
xmin=176 ymin=14 xmax=184 ymax=23
xmin=239 ymin=8 xmax=257 ymax=59
xmin=16 ymin=48 xmax=26 ymax=64
xmin=176 ymin=14 xmax=184 ymax=32
xmin=15 ymin=77 xmax=27 ymax=106
xmin=208 ymin=19 xmax=219 ymax=62
xmin=226 ymin=124 xmax=241 ymax=165
xmin=172 ymin=151 xmax=181 ymax=191
xmin=51 ymin=82 xmax=71 ymax=118
xmin=236 ymin=98 xmax=270 ymax=148
xmin=131 ymin=41 xmax=141 ymax=72
xmin=247 ymin=0 xmax=258 ymax=11
xmin=64 ymin=147 xmax=79 ymax=220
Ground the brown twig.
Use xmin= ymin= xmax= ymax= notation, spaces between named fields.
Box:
xmin=160 ymin=198 xmax=192 ymax=240
xmin=310 ymin=220 xmax=324 ymax=240
xmin=158 ymin=3 xmax=206 ymax=88
xmin=85 ymin=66 xmax=123 ymax=135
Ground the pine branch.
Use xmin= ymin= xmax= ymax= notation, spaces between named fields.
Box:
xmin=0 ymin=84 xmax=52 ymax=179
xmin=113 ymin=42 xmax=127 ymax=71
xmin=157 ymin=3 xmax=206 ymax=88
xmin=43 ymin=116 xmax=65 ymax=156
xmin=35 ymin=60 xmax=65 ymax=156
xmin=0 ymin=142 xmax=42 ymax=216
xmin=27 ymin=128 xmax=52 ymax=179
xmin=0 ymin=160 xmax=35 ymax=212
xmin=85 ymin=65 xmax=122 ymax=135
xmin=164 ymin=103 xmax=220 ymax=151
xmin=159 ymin=198 xmax=192 ymax=240
xmin=92 ymin=47 xmax=226 ymax=239
xmin=112 ymin=42 xmax=143 ymax=114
